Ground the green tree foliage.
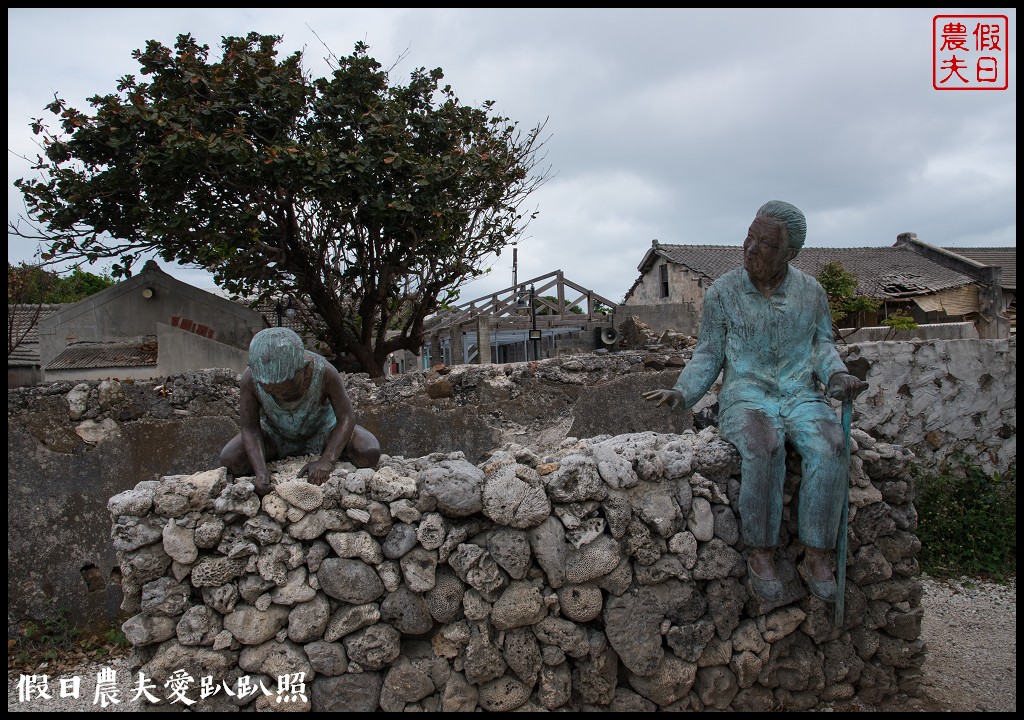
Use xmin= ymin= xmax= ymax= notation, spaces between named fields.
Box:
xmin=11 ymin=32 xmax=549 ymax=377
xmin=47 ymin=267 xmax=116 ymax=303
xmin=816 ymin=261 xmax=884 ymax=340
xmin=915 ymin=458 xmax=1016 ymax=579
xmin=881 ymin=308 xmax=919 ymax=339
xmin=816 ymin=262 xmax=880 ymax=327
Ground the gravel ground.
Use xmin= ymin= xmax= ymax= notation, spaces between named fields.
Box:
xmin=864 ymin=573 xmax=1015 ymax=713
xmin=8 ymin=574 xmax=1015 ymax=713
xmin=921 ymin=575 xmax=1016 ymax=711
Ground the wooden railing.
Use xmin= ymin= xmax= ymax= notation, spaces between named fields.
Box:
xmin=428 ymin=270 xmax=617 ymax=332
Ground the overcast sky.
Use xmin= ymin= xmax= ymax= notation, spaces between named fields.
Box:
xmin=7 ymin=8 xmax=1017 ymax=304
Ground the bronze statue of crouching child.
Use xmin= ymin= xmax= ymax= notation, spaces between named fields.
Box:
xmin=220 ymin=327 xmax=381 ymax=495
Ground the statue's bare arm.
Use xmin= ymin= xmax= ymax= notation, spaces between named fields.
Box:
xmin=238 ymin=368 xmax=272 ymax=494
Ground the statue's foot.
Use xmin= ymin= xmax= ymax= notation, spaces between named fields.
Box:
xmin=801 ymin=549 xmax=837 ymax=603
xmin=746 ymin=549 xmax=783 ymax=602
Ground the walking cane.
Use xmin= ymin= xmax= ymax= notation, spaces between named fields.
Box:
xmin=834 ymin=380 xmax=867 ymax=626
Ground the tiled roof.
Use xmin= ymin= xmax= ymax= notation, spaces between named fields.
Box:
xmin=8 ymin=343 xmax=41 ymax=367
xmin=8 ymin=303 xmax=65 ymax=345
xmin=649 ymin=245 xmax=976 ymax=299
xmin=791 ymin=248 xmax=974 ymax=298
xmin=942 ymin=247 xmax=1016 ymax=291
xmin=653 ymin=245 xmax=743 ymax=283
xmin=45 ymin=340 xmax=158 ymax=371
xmin=6 ymin=304 xmax=67 ymax=367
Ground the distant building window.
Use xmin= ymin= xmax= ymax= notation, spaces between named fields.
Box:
xmin=660 ymin=265 xmax=669 ymax=299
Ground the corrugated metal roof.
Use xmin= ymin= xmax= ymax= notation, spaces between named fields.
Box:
xmin=942 ymin=247 xmax=1016 ymax=291
xmin=648 ymin=245 xmax=976 ymax=299
xmin=45 ymin=340 xmax=158 ymax=371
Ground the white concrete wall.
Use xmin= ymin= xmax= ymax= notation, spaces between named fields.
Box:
xmin=839 ymin=322 xmax=979 ymax=343
xmin=156 ymin=322 xmax=249 ymax=376
xmin=624 ymin=263 xmax=706 ymax=308
xmin=846 ymin=337 xmax=1016 ymax=476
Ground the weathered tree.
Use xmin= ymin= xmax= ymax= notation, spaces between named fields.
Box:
xmin=10 ymin=32 xmax=549 ymax=376
xmin=816 ymin=261 xmax=880 ymax=340
xmin=880 ymin=308 xmax=919 ymax=340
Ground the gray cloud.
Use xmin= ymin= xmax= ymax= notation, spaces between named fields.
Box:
xmin=8 ymin=8 xmax=1015 ymax=304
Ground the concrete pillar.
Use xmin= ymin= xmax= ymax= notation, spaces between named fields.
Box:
xmin=476 ymin=316 xmax=492 ymax=365
xmin=977 ymin=267 xmax=1010 ymax=339
xmin=427 ymin=333 xmax=440 ymax=367
xmin=449 ymin=325 xmax=464 ymax=366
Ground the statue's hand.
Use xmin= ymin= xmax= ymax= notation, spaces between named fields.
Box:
xmin=254 ymin=471 xmax=272 ymax=497
xmin=827 ymin=373 xmax=868 ymax=401
xmin=298 ymin=458 xmax=334 ymax=485
xmin=642 ymin=389 xmax=684 ymax=409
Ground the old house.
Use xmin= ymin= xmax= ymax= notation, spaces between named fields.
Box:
xmin=940 ymin=245 xmax=1016 ymax=335
xmin=623 ymin=233 xmax=1011 ymax=340
xmin=32 ymin=260 xmax=266 ymax=382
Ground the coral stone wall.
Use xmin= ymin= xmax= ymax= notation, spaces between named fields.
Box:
xmin=111 ymin=427 xmax=924 ymax=712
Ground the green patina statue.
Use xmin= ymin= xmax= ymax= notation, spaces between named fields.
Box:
xmin=644 ymin=201 xmax=865 ymax=603
xmin=220 ymin=327 xmax=381 ymax=495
